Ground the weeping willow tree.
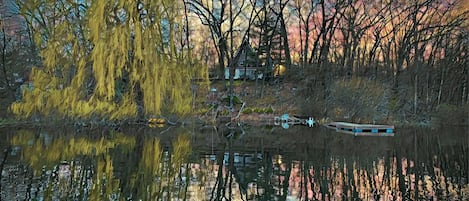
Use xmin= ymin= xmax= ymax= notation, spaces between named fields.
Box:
xmin=11 ymin=0 xmax=208 ymax=120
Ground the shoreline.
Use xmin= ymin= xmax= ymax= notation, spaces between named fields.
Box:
xmin=1 ymin=113 xmax=466 ymax=129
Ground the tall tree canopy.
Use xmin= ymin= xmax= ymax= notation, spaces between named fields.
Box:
xmin=11 ymin=0 xmax=207 ymax=120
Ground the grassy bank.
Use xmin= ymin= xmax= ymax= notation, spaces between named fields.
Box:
xmin=1 ymin=77 xmax=467 ymax=128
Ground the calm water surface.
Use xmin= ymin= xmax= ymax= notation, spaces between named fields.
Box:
xmin=0 ymin=124 xmax=468 ymax=200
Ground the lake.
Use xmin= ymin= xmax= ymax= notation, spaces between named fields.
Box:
xmin=0 ymin=124 xmax=468 ymax=200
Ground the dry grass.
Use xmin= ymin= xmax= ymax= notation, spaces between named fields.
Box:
xmin=193 ymin=80 xmax=301 ymax=122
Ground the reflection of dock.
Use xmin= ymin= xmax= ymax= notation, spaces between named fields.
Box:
xmin=325 ymin=122 xmax=394 ymax=136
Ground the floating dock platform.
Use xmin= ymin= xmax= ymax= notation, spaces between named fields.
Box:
xmin=324 ymin=122 xmax=394 ymax=136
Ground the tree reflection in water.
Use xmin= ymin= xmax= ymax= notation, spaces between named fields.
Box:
xmin=0 ymin=126 xmax=468 ymax=200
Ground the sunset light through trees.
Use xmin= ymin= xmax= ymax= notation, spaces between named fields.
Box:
xmin=0 ymin=0 xmax=467 ymax=122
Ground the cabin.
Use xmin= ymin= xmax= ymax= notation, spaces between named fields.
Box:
xmin=224 ymin=67 xmax=260 ymax=80
xmin=225 ymin=40 xmax=262 ymax=80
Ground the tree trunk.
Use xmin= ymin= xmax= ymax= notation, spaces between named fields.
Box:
xmin=1 ymin=25 xmax=11 ymax=90
xmin=279 ymin=12 xmax=291 ymax=66
xmin=437 ymin=67 xmax=445 ymax=105
xmin=414 ymin=74 xmax=418 ymax=115
xmin=462 ymin=65 xmax=468 ymax=104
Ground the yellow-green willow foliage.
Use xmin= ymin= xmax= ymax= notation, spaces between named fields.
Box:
xmin=12 ymin=0 xmax=208 ymax=120
xmin=10 ymin=130 xmax=135 ymax=170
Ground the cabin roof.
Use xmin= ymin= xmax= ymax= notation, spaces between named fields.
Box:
xmin=230 ymin=40 xmax=259 ymax=68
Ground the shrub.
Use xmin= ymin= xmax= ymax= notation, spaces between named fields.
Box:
xmin=265 ymin=106 xmax=274 ymax=114
xmin=432 ymin=103 xmax=469 ymax=126
xmin=242 ymin=108 xmax=253 ymax=114
xmin=328 ymin=78 xmax=389 ymax=122
xmin=241 ymin=106 xmax=274 ymax=114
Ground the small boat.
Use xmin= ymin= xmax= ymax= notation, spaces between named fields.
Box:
xmin=324 ymin=122 xmax=394 ymax=136
xmin=148 ymin=117 xmax=166 ymax=128
xmin=274 ymin=114 xmax=316 ymax=129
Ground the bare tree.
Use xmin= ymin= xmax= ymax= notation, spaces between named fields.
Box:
xmin=186 ymin=0 xmax=245 ymax=80
xmin=0 ymin=15 xmax=12 ymax=90
xmin=187 ymin=0 xmax=248 ymax=111
xmin=247 ymin=0 xmax=290 ymax=97
xmin=308 ymin=0 xmax=344 ymax=66
xmin=337 ymin=0 xmax=384 ymax=78
xmin=1 ymin=0 xmax=34 ymax=96
xmin=291 ymin=0 xmax=315 ymax=66
xmin=272 ymin=0 xmax=291 ymax=66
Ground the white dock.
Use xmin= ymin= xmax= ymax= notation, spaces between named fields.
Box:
xmin=324 ymin=122 xmax=395 ymax=136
